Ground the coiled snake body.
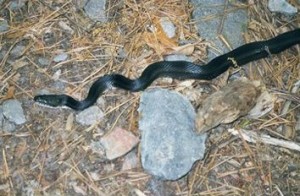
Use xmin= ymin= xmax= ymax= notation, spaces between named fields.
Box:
xmin=34 ymin=29 xmax=300 ymax=111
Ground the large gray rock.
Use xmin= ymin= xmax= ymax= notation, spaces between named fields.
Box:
xmin=139 ymin=88 xmax=206 ymax=180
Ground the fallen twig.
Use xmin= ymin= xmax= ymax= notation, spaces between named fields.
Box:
xmin=228 ymin=128 xmax=300 ymax=152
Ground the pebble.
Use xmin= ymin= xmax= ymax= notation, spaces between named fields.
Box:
xmin=2 ymin=99 xmax=26 ymax=125
xmin=139 ymin=88 xmax=206 ymax=180
xmin=84 ymin=0 xmax=107 ymax=22
xmin=0 ymin=19 xmax=9 ymax=32
xmin=100 ymin=127 xmax=139 ymax=160
xmin=75 ymin=106 xmax=104 ymax=126
xmin=58 ymin=21 xmax=74 ymax=35
xmin=10 ymin=44 xmax=26 ymax=59
xmin=43 ymin=29 xmax=56 ymax=45
xmin=191 ymin=0 xmax=248 ymax=60
xmin=53 ymin=53 xmax=69 ymax=63
xmin=268 ymin=0 xmax=297 ymax=15
xmin=38 ymin=57 xmax=51 ymax=67
xmin=160 ymin=17 xmax=176 ymax=38
xmin=52 ymin=69 xmax=62 ymax=81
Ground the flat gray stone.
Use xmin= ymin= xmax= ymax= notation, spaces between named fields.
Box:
xmin=139 ymin=88 xmax=206 ymax=180
xmin=2 ymin=99 xmax=26 ymax=125
xmin=191 ymin=0 xmax=248 ymax=60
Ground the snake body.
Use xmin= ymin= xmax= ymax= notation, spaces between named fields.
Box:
xmin=34 ymin=29 xmax=300 ymax=111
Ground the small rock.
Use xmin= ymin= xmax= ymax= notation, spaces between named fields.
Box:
xmin=53 ymin=53 xmax=69 ymax=63
xmin=117 ymin=48 xmax=127 ymax=59
xmin=2 ymin=99 xmax=26 ymax=125
xmin=75 ymin=106 xmax=104 ymax=126
xmin=58 ymin=21 xmax=74 ymax=35
xmin=160 ymin=17 xmax=176 ymax=38
xmin=139 ymin=88 xmax=206 ymax=180
xmin=100 ymin=127 xmax=139 ymax=160
xmin=52 ymin=69 xmax=62 ymax=81
xmin=0 ymin=20 xmax=9 ymax=32
xmin=196 ymin=78 xmax=261 ymax=133
xmin=84 ymin=0 xmax=107 ymax=22
xmin=121 ymin=150 xmax=139 ymax=171
xmin=38 ymin=57 xmax=51 ymax=67
xmin=268 ymin=0 xmax=297 ymax=15
xmin=10 ymin=44 xmax=26 ymax=59
xmin=43 ymin=29 xmax=56 ymax=45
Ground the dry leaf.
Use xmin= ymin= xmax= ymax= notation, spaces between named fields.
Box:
xmin=172 ymin=43 xmax=195 ymax=55
xmin=143 ymin=17 xmax=178 ymax=55
xmin=4 ymin=86 xmax=15 ymax=99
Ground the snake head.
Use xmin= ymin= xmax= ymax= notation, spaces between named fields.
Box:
xmin=34 ymin=94 xmax=66 ymax=108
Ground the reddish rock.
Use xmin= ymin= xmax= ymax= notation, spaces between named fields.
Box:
xmin=100 ymin=127 xmax=139 ymax=160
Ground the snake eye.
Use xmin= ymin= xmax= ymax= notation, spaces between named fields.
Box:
xmin=34 ymin=95 xmax=65 ymax=107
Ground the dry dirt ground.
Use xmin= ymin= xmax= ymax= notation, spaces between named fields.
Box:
xmin=0 ymin=0 xmax=300 ymax=195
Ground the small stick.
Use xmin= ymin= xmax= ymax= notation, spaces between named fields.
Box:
xmin=228 ymin=128 xmax=300 ymax=152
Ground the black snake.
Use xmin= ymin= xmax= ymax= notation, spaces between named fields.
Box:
xmin=34 ymin=28 xmax=300 ymax=111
